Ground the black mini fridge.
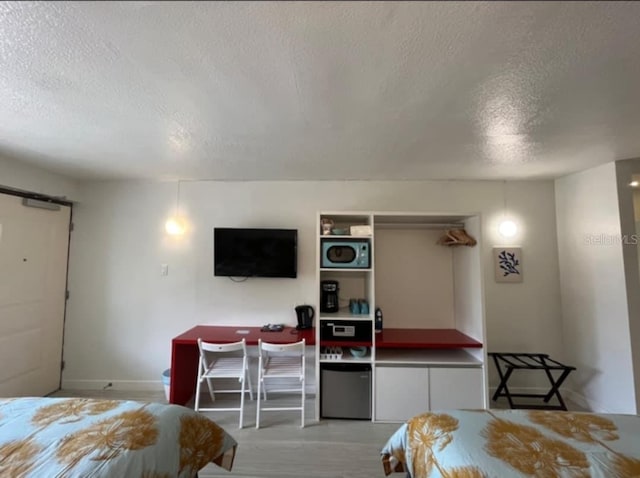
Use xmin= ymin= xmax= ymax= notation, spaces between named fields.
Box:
xmin=320 ymin=363 xmax=372 ymax=419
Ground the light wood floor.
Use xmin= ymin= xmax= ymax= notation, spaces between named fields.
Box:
xmin=50 ymin=389 xmax=586 ymax=477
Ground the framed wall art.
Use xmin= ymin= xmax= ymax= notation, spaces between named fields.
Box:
xmin=494 ymin=247 xmax=522 ymax=283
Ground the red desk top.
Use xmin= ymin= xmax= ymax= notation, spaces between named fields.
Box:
xmin=172 ymin=325 xmax=316 ymax=346
xmin=375 ymin=328 xmax=482 ymax=349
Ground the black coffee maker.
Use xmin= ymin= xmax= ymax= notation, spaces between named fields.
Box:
xmin=320 ymin=280 xmax=339 ymax=313
xmin=295 ymin=305 xmax=314 ymax=329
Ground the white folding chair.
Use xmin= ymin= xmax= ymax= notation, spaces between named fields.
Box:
xmin=256 ymin=338 xmax=306 ymax=428
xmin=195 ymin=338 xmax=254 ymax=428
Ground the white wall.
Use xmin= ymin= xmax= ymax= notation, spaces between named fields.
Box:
xmin=375 ymin=229 xmax=454 ymax=329
xmin=63 ymin=179 xmax=562 ymax=391
xmin=555 ymin=162 xmax=636 ymax=413
xmin=0 ymin=155 xmax=79 ymax=200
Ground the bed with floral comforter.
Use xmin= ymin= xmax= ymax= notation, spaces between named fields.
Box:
xmin=0 ymin=397 xmax=237 ymax=477
xmin=381 ymin=409 xmax=640 ymax=477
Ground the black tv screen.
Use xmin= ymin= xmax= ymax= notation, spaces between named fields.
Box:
xmin=214 ymin=228 xmax=297 ymax=278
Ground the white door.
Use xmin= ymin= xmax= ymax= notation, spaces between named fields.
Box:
xmin=0 ymin=193 xmax=71 ymax=397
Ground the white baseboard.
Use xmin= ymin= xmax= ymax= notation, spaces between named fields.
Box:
xmin=489 ymin=386 xmax=615 ymax=413
xmin=61 ymin=380 xmax=164 ymax=392
xmin=488 ymin=386 xmax=551 ymax=396
xmin=62 ymin=379 xmax=317 ymax=395
xmin=488 ymin=386 xmax=576 ymax=407
xmin=563 ymin=389 xmax=611 ymax=414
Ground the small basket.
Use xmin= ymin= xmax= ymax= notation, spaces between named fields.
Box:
xmin=319 ymin=346 xmax=343 ymax=360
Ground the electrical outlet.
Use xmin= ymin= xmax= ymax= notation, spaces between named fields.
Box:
xmin=161 ymin=264 xmax=169 ymax=276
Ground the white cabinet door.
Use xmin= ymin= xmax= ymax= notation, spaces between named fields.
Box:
xmin=429 ymin=367 xmax=484 ymax=410
xmin=375 ymin=366 xmax=429 ymax=422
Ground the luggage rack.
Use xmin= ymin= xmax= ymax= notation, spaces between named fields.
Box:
xmin=488 ymin=352 xmax=576 ymax=411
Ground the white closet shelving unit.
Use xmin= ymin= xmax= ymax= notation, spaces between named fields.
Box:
xmin=314 ymin=211 xmax=488 ymax=423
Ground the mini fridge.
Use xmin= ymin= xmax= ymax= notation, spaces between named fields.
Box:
xmin=321 ymin=363 xmax=372 ymax=419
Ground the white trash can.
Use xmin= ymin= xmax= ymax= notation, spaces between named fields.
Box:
xmin=162 ymin=369 xmax=171 ymax=402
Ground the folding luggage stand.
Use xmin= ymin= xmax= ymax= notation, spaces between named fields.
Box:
xmin=488 ymin=352 xmax=576 ymax=411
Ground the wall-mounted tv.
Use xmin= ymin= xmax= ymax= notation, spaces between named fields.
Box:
xmin=214 ymin=228 xmax=297 ymax=278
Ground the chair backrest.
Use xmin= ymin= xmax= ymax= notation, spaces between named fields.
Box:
xmin=258 ymin=339 xmax=305 ymax=355
xmin=198 ymin=338 xmax=247 ymax=355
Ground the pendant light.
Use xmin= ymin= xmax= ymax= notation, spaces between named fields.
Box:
xmin=165 ymin=180 xmax=185 ymax=236
xmin=499 ymin=180 xmax=518 ymax=238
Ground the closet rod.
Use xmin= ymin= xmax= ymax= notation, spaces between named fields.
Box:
xmin=374 ymin=223 xmax=465 ymax=230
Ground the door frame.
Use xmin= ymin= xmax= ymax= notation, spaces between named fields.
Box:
xmin=0 ymin=185 xmax=73 ymax=207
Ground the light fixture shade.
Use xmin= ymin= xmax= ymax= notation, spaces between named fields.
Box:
xmin=165 ymin=217 xmax=185 ymax=235
xmin=498 ymin=220 xmax=518 ymax=238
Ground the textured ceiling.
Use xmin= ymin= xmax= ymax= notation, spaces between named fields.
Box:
xmin=1 ymin=1 xmax=640 ymax=181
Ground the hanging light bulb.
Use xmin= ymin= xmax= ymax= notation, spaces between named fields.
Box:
xmin=165 ymin=180 xmax=185 ymax=236
xmin=165 ymin=217 xmax=185 ymax=235
xmin=499 ymin=219 xmax=518 ymax=238
xmin=498 ymin=180 xmax=518 ymax=238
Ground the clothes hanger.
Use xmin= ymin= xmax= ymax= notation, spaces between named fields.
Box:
xmin=437 ymin=228 xmax=477 ymax=247
xmin=453 ymin=229 xmax=477 ymax=246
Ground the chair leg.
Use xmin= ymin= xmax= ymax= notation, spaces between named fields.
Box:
xmin=246 ymin=365 xmax=254 ymax=400
xmin=239 ymin=375 xmax=246 ymax=429
xmin=300 ymin=376 xmax=305 ymax=428
xmin=194 ymin=376 xmax=202 ymax=412
xmin=256 ymin=373 xmax=262 ymax=429
xmin=261 ymin=355 xmax=268 ymax=401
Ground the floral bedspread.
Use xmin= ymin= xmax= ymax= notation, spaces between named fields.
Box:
xmin=0 ymin=397 xmax=237 ymax=477
xmin=381 ymin=409 xmax=640 ymax=477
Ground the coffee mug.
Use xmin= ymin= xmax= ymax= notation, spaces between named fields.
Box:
xmin=359 ymin=299 xmax=369 ymax=315
xmin=349 ymin=299 xmax=360 ymax=315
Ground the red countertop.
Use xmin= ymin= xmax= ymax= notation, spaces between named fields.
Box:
xmin=172 ymin=325 xmax=316 ymax=346
xmin=375 ymin=328 xmax=482 ymax=349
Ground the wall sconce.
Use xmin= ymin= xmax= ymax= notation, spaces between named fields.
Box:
xmin=499 ymin=180 xmax=518 ymax=238
xmin=165 ymin=180 xmax=185 ymax=236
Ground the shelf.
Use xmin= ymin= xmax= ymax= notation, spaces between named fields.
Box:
xmin=319 ymin=345 xmax=372 ymax=363
xmin=319 ymin=235 xmax=372 ymax=239
xmin=320 ymin=213 xmax=372 ymax=223
xmin=320 ymin=340 xmax=373 ymax=348
xmin=319 ymin=356 xmax=372 ymax=364
xmin=375 ymin=348 xmax=482 ymax=366
xmin=375 ymin=328 xmax=482 ymax=349
xmin=373 ymin=213 xmax=473 ymax=226
xmin=320 ymin=268 xmax=372 ymax=272
xmin=319 ymin=308 xmax=373 ymax=320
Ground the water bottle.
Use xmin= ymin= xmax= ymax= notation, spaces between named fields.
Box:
xmin=375 ymin=307 xmax=383 ymax=333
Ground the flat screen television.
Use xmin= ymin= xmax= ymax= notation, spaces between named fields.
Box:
xmin=214 ymin=228 xmax=297 ymax=278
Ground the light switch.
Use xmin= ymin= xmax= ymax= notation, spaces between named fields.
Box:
xmin=161 ymin=264 xmax=169 ymax=276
